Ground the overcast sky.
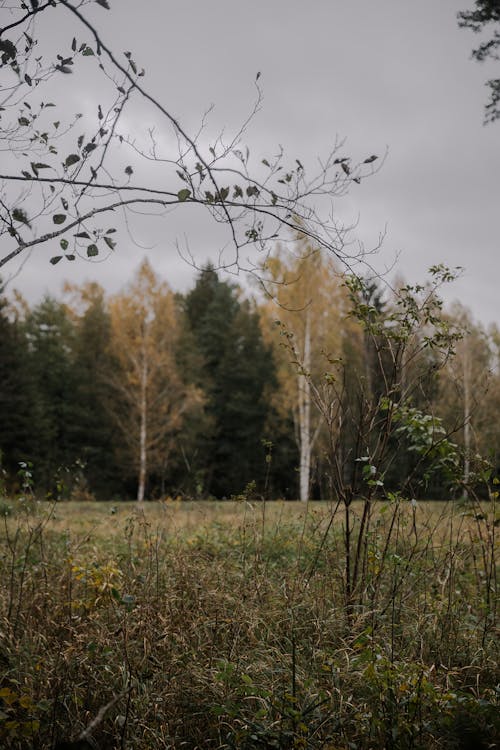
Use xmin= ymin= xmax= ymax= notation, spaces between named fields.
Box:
xmin=4 ymin=0 xmax=500 ymax=327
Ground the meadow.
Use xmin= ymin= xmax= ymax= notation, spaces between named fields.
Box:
xmin=0 ymin=498 xmax=498 ymax=749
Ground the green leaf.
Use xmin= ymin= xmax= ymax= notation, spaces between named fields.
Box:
xmin=52 ymin=214 xmax=66 ymax=224
xmin=50 ymin=256 xmax=62 ymax=265
xmin=82 ymin=46 xmax=94 ymax=56
xmin=96 ymin=0 xmax=111 ymax=8
xmin=18 ymin=117 xmax=30 ymax=126
xmin=84 ymin=142 xmax=97 ymax=154
xmin=87 ymin=244 xmax=99 ymax=257
xmin=60 ymin=238 xmax=69 ymax=250
xmin=105 ymin=228 xmax=116 ymax=234
xmin=124 ymin=165 xmax=133 ymax=176
xmin=177 ymin=188 xmax=191 ymax=202
xmin=65 ymin=254 xmax=75 ymax=261
xmin=103 ymin=236 xmax=116 ymax=250
xmin=74 ymin=231 xmax=90 ymax=239
xmin=65 ymin=153 xmax=80 ymax=167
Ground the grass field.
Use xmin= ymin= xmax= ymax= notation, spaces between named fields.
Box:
xmin=0 ymin=498 xmax=498 ymax=749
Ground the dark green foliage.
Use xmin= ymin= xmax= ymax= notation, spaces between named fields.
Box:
xmin=0 ymin=263 xmax=492 ymax=502
xmin=262 ymin=411 xmax=299 ymax=500
xmin=0 ymin=290 xmax=37 ymax=483
xmin=458 ymin=1 xmax=500 ymax=122
xmin=0 ymin=287 xmax=128 ymax=498
xmin=23 ymin=297 xmax=81 ymax=492
xmin=184 ymin=266 xmax=283 ymax=497
xmin=69 ymin=288 xmax=122 ymax=499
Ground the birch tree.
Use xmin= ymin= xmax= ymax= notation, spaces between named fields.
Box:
xmin=263 ymin=239 xmax=349 ymax=501
xmin=108 ymin=259 xmax=201 ymax=501
xmin=436 ymin=304 xmax=494 ymax=493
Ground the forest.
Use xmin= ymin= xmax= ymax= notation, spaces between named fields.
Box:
xmin=0 ymin=3 xmax=499 ymax=748
xmin=1 ymin=242 xmax=499 ymax=504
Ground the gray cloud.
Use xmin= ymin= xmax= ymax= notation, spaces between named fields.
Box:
xmin=4 ymin=0 xmax=499 ymax=325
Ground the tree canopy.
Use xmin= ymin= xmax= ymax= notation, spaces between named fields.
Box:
xmin=1 ymin=253 xmax=498 ymax=502
xmin=458 ymin=0 xmax=500 ymax=122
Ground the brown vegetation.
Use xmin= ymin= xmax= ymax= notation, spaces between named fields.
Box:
xmin=0 ymin=499 xmax=497 ymax=749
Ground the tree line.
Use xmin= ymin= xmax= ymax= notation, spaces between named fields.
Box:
xmin=1 ymin=248 xmax=499 ymax=502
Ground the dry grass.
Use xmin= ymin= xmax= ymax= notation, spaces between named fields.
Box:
xmin=0 ymin=499 xmax=498 ymax=749
xmin=7 ymin=497 xmax=481 ymax=542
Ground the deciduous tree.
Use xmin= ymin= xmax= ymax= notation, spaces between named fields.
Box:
xmin=436 ymin=303 xmax=495 ymax=492
xmin=262 ymin=239 xmax=350 ymax=501
xmin=108 ymin=259 xmax=201 ymax=501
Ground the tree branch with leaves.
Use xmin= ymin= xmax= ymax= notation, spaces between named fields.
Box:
xmin=458 ymin=0 xmax=500 ymax=123
xmin=0 ymin=0 xmax=381 ymax=275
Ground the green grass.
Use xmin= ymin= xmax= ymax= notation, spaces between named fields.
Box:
xmin=0 ymin=499 xmax=498 ymax=749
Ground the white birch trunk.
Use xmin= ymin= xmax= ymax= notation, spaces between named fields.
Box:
xmin=463 ymin=339 xmax=471 ymax=498
xmin=137 ymin=340 xmax=148 ymax=503
xmin=298 ymin=308 xmax=311 ymax=502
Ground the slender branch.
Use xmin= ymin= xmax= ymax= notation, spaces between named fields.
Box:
xmin=0 ymin=2 xmax=53 ymax=36
xmin=57 ymin=0 xmax=239 ymax=245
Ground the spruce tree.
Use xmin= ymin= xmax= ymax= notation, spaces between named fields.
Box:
xmin=184 ymin=266 xmax=277 ymax=497
xmin=0 ymin=288 xmax=36 ymax=485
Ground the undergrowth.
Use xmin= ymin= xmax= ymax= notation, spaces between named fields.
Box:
xmin=0 ymin=498 xmax=498 ymax=749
